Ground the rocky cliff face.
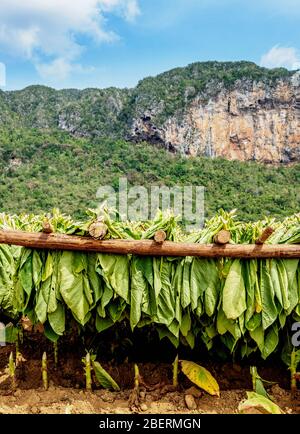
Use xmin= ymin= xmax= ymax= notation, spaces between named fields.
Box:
xmin=1 ymin=61 xmax=299 ymax=163
xmin=130 ymin=73 xmax=300 ymax=163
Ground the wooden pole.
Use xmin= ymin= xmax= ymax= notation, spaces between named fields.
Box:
xmin=0 ymin=229 xmax=299 ymax=258
xmin=255 ymin=227 xmax=274 ymax=245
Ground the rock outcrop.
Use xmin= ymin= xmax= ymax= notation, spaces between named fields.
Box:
xmin=1 ymin=61 xmax=299 ymax=163
xmin=130 ymin=73 xmax=300 ymax=163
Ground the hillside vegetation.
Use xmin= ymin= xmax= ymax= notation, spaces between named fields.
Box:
xmin=0 ymin=128 xmax=298 ymax=221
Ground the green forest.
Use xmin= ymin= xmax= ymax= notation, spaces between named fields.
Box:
xmin=0 ymin=127 xmax=298 ymax=221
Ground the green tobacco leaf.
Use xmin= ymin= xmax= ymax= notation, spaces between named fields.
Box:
xmin=96 ymin=315 xmax=114 ymax=333
xmin=260 ymin=261 xmax=277 ymax=330
xmin=35 ymin=255 xmax=58 ymax=324
xmin=216 ymin=308 xmax=241 ymax=341
xmin=0 ymin=209 xmax=300 ymax=360
xmin=157 ymin=326 xmax=179 ymax=348
xmin=180 ymin=360 xmax=220 ymax=396
xmin=243 ymin=260 xmax=257 ymax=325
xmin=48 ymin=302 xmax=65 ymax=336
xmin=32 ymin=250 xmax=43 ymax=287
xmin=250 ymin=325 xmax=264 ymax=354
xmin=0 ymin=245 xmax=16 ymax=316
xmin=284 ymin=259 xmax=299 ymax=315
xmin=154 ymin=259 xmax=175 ymax=327
xmin=180 ymin=311 xmax=191 ymax=337
xmin=223 ymin=260 xmax=246 ymax=320
xmin=238 ymin=391 xmax=283 ymax=414
xmin=262 ymin=324 xmax=279 ymax=360
xmin=4 ymin=324 xmax=19 ymax=343
xmin=43 ymin=321 xmax=60 ymax=342
xmin=18 ymin=250 xmax=34 ymax=307
xmin=97 ymin=284 xmax=113 ymax=318
xmin=108 ymin=299 xmax=126 ymax=323
xmin=58 ymin=252 xmax=91 ymax=325
xmin=270 ymin=261 xmax=285 ymax=308
xmin=97 ymin=254 xmax=129 ymax=303
xmin=182 ymin=260 xmax=192 ymax=309
xmin=87 ymin=254 xmax=102 ymax=308
xmin=130 ymin=257 xmax=150 ymax=329
xmin=190 ymin=258 xmax=219 ymax=316
xmin=185 ymin=330 xmax=195 ymax=349
xmin=92 ymin=360 xmax=120 ymax=391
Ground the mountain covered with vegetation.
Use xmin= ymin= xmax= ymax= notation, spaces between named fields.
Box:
xmin=1 ymin=61 xmax=299 ymax=162
xmin=0 ymin=61 xmax=299 ymax=219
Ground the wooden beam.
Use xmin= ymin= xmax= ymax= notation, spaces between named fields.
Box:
xmin=0 ymin=229 xmax=299 ymax=258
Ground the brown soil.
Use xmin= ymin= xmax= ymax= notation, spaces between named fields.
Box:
xmin=0 ymin=343 xmax=299 ymax=414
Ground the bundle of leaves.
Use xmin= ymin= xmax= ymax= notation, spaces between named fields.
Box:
xmin=0 ymin=209 xmax=299 ymax=360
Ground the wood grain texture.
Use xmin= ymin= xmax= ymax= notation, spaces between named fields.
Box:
xmin=0 ymin=230 xmax=299 ymax=258
xmin=213 ymin=230 xmax=231 ymax=245
xmin=255 ymin=227 xmax=274 ymax=245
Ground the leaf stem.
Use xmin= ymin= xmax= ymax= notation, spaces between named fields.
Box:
xmin=291 ymin=349 xmax=297 ymax=393
xmin=42 ymin=352 xmax=48 ymax=390
xmin=53 ymin=341 xmax=58 ymax=369
xmin=173 ymin=355 xmax=179 ymax=388
xmin=134 ymin=363 xmax=139 ymax=388
xmin=85 ymin=352 xmax=92 ymax=391
xmin=9 ymin=351 xmax=16 ymax=390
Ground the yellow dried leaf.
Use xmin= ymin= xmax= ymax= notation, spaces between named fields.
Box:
xmin=180 ymin=360 xmax=220 ymax=397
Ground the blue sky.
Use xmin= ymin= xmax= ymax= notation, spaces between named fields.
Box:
xmin=0 ymin=0 xmax=299 ymax=90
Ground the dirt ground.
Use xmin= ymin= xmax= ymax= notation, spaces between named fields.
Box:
xmin=0 ymin=342 xmax=299 ymax=414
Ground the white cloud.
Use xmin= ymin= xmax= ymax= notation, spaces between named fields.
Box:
xmin=260 ymin=45 xmax=300 ymax=70
xmin=36 ymin=58 xmax=74 ymax=81
xmin=101 ymin=0 xmax=140 ymax=21
xmin=36 ymin=58 xmax=96 ymax=81
xmin=0 ymin=0 xmax=140 ymax=80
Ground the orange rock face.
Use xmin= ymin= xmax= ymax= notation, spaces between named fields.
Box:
xmin=132 ymin=75 xmax=300 ymax=163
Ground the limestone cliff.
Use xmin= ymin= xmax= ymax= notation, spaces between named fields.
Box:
xmin=1 ymin=61 xmax=299 ymax=163
xmin=130 ymin=72 xmax=300 ymax=163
